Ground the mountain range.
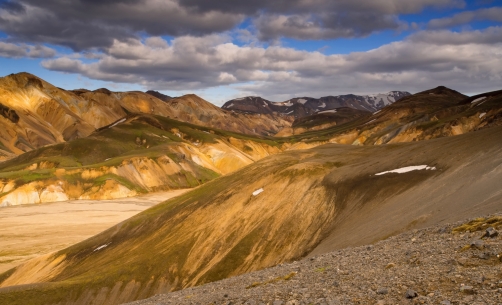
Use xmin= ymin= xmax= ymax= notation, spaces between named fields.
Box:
xmin=222 ymin=91 xmax=410 ymax=118
xmin=0 ymin=72 xmax=501 ymax=305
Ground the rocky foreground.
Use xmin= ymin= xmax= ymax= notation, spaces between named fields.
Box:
xmin=126 ymin=215 xmax=502 ymax=305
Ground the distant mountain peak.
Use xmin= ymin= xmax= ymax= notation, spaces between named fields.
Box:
xmin=146 ymin=90 xmax=172 ymax=102
xmin=222 ymin=91 xmax=411 ymax=118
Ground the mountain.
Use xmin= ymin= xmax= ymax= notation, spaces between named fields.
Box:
xmin=280 ymin=86 xmax=502 ymax=145
xmin=222 ymin=91 xmax=410 ymax=118
xmin=0 ymin=113 xmax=287 ymax=206
xmin=0 ymin=73 xmax=292 ymax=158
xmin=145 ymin=90 xmax=172 ymax=101
xmin=276 ymin=107 xmax=372 ymax=136
xmin=1 ymin=124 xmax=502 ymax=305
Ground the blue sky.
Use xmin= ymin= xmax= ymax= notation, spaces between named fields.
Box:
xmin=0 ymin=0 xmax=501 ymax=105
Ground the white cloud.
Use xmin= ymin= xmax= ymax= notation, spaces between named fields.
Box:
xmin=428 ymin=7 xmax=502 ymax=29
xmin=0 ymin=41 xmax=56 ymax=58
xmin=41 ymin=27 xmax=502 ymax=104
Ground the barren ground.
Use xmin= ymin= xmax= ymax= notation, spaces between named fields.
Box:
xmin=0 ymin=189 xmax=188 ymax=273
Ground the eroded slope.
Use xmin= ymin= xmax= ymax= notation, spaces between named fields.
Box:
xmin=1 ymin=125 xmax=501 ymax=305
xmin=0 ymin=114 xmax=285 ymax=206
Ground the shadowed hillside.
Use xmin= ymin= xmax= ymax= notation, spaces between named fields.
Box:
xmin=1 ymin=125 xmax=501 ymax=305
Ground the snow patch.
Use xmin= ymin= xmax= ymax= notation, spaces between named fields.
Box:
xmin=93 ymin=243 xmax=111 ymax=252
xmin=364 ymin=119 xmax=376 ymax=125
xmin=319 ymin=109 xmax=337 ymax=114
xmin=318 ymin=102 xmax=326 ymax=109
xmin=226 ymin=103 xmax=235 ymax=108
xmin=373 ymin=110 xmax=381 ymax=115
xmin=297 ymin=99 xmax=308 ymax=104
xmin=375 ymin=165 xmax=435 ymax=176
xmin=109 ymin=118 xmax=126 ymax=128
xmin=252 ymin=188 xmax=264 ymax=196
xmin=479 ymin=112 xmax=486 ymax=118
xmin=471 ymin=97 xmax=486 ymax=104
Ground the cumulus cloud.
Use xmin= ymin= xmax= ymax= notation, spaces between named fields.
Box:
xmin=0 ymin=0 xmax=465 ymax=50
xmin=428 ymin=7 xmax=502 ymax=29
xmin=255 ymin=13 xmax=403 ymax=41
xmin=41 ymin=27 xmax=502 ymax=103
xmin=0 ymin=41 xmax=56 ymax=58
xmin=410 ymin=26 xmax=502 ymax=45
xmin=0 ymin=0 xmax=244 ymax=50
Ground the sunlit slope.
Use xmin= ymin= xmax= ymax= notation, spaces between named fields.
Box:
xmin=0 ymin=72 xmax=292 ymax=158
xmin=0 ymin=114 xmax=285 ymax=206
xmin=73 ymin=89 xmax=292 ymax=137
xmin=1 ymin=125 xmax=501 ymax=305
xmin=282 ymin=86 xmax=502 ymax=145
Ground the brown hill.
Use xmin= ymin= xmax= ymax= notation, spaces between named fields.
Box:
xmin=276 ymin=107 xmax=371 ymax=136
xmin=0 ymin=114 xmax=288 ymax=207
xmin=281 ymin=86 xmax=502 ymax=146
xmin=1 ymin=125 xmax=501 ymax=305
xmin=0 ymin=73 xmax=292 ymax=158
xmin=145 ymin=90 xmax=172 ymax=101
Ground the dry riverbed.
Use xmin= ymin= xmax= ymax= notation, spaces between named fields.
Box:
xmin=0 ymin=189 xmax=188 ymax=273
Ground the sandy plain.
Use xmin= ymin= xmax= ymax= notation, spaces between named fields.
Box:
xmin=0 ymin=189 xmax=188 ymax=273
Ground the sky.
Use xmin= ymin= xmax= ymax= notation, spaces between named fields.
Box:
xmin=0 ymin=0 xmax=501 ymax=106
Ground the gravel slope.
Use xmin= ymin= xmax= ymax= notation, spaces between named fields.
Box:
xmin=126 ymin=215 xmax=502 ymax=305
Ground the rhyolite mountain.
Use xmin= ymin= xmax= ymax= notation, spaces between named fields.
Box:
xmin=145 ymin=90 xmax=173 ymax=101
xmin=1 ymin=123 xmax=502 ymax=305
xmin=222 ymin=91 xmax=410 ymax=118
xmin=0 ymin=73 xmax=291 ymax=159
xmin=1 ymin=73 xmax=502 ymax=305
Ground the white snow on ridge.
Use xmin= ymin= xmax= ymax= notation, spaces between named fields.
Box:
xmin=252 ymin=188 xmax=264 ymax=196
xmin=109 ymin=118 xmax=126 ymax=128
xmin=319 ymin=109 xmax=337 ymax=114
xmin=93 ymin=243 xmax=111 ymax=252
xmin=318 ymin=102 xmax=326 ymax=108
xmin=226 ymin=103 xmax=235 ymax=108
xmin=479 ymin=112 xmax=486 ymax=118
xmin=471 ymin=97 xmax=486 ymax=104
xmin=275 ymin=101 xmax=293 ymax=107
xmin=375 ymin=165 xmax=436 ymax=176
xmin=373 ymin=110 xmax=381 ymax=115
xmin=297 ymin=98 xmax=308 ymax=104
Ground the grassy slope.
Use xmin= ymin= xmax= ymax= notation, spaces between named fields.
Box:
xmin=0 ymin=114 xmax=289 ymax=195
xmin=2 ymin=125 xmax=502 ymax=305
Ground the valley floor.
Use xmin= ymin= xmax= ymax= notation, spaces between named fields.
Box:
xmin=0 ymin=189 xmax=189 ymax=273
xmin=126 ymin=214 xmax=502 ymax=305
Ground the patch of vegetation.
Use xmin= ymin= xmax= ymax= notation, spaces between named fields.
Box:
xmin=0 ymin=169 xmax=55 ymax=187
xmin=245 ymin=272 xmax=297 ymax=289
xmin=93 ymin=174 xmax=147 ymax=194
xmin=452 ymin=216 xmax=502 ymax=233
xmin=315 ymin=266 xmax=329 ymax=273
